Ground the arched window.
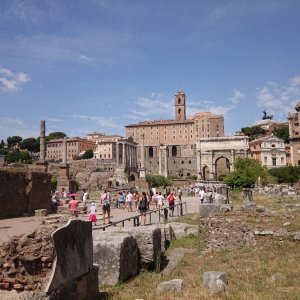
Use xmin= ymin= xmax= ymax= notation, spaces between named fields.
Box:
xmin=178 ymin=97 xmax=181 ymax=104
xmin=171 ymin=146 xmax=177 ymax=157
xmin=149 ymin=147 xmax=154 ymax=157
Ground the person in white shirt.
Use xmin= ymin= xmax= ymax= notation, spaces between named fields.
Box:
xmin=157 ymin=192 xmax=164 ymax=210
xmin=126 ymin=191 xmax=133 ymax=212
xmin=199 ymin=187 xmax=205 ymax=204
xmin=82 ymin=190 xmax=89 ymax=207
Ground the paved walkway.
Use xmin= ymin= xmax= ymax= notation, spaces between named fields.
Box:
xmin=0 ymin=196 xmax=201 ymax=242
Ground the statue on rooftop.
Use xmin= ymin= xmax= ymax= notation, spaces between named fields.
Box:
xmin=262 ymin=109 xmax=273 ymax=120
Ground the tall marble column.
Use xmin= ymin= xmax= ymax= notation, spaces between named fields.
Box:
xmin=116 ymin=142 xmax=119 ymax=165
xmin=40 ymin=120 xmax=46 ymax=162
xmin=163 ymin=145 xmax=168 ymax=177
xmin=140 ymin=134 xmax=145 ymax=169
xmin=158 ymin=145 xmax=162 ymax=175
xmin=139 ymin=134 xmax=146 ymax=178
xmin=196 ymin=150 xmax=201 ymax=180
xmin=62 ymin=137 xmax=67 ymax=164
xmin=122 ymin=143 xmax=126 ymax=165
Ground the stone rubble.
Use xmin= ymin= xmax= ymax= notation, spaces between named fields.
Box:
xmin=0 ymin=227 xmax=55 ymax=292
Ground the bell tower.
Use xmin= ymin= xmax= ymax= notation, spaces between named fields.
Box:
xmin=175 ymin=90 xmax=186 ymax=120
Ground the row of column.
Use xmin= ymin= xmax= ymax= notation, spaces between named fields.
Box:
xmin=116 ymin=141 xmax=137 ymax=168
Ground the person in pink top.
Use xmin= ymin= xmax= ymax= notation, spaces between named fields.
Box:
xmin=68 ymin=195 xmax=79 ymax=219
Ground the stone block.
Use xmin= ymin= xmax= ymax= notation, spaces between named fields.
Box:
xmin=293 ymin=232 xmax=300 ymax=241
xmin=169 ymin=222 xmax=198 ymax=239
xmin=200 ymin=203 xmax=219 ymax=218
xmin=242 ymin=202 xmax=257 ymax=212
xmin=111 ymin=226 xmax=162 ymax=268
xmin=256 ymin=205 xmax=266 ymax=213
xmin=219 ymin=204 xmax=232 ymax=213
xmin=203 ymin=271 xmax=227 ymax=293
xmin=46 ymin=220 xmax=93 ymax=293
xmin=157 ymin=279 xmax=183 ymax=292
xmin=93 ymin=231 xmax=138 ymax=285
xmin=214 ymin=193 xmax=227 ymax=205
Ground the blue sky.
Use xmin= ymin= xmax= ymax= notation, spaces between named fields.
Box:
xmin=1 ymin=0 xmax=300 ymax=141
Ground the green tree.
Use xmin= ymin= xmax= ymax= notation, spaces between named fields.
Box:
xmin=146 ymin=174 xmax=173 ymax=188
xmin=80 ymin=149 xmax=94 ymax=159
xmin=241 ymin=126 xmax=266 ymax=141
xmin=269 ymin=166 xmax=300 ymax=184
xmin=20 ymin=137 xmax=40 ymax=152
xmin=47 ymin=132 xmax=67 ymax=141
xmin=273 ymin=126 xmax=289 ymax=143
xmin=0 ymin=139 xmax=5 ymax=149
xmin=7 ymin=136 xmax=22 ymax=148
xmin=223 ymin=157 xmax=269 ymax=188
xmin=5 ymin=149 xmax=33 ymax=164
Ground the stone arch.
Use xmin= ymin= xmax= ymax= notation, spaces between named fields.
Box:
xmin=214 ymin=154 xmax=231 ymax=180
xmin=203 ymin=165 xmax=210 ymax=180
xmin=171 ymin=146 xmax=177 ymax=157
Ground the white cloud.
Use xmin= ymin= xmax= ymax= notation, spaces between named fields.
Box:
xmin=0 ymin=117 xmax=38 ymax=139
xmin=0 ymin=66 xmax=31 ymax=93
xmin=256 ymin=75 xmax=300 ymax=119
xmin=187 ymin=89 xmax=246 ymax=118
xmin=290 ymin=75 xmax=300 ymax=86
xmin=229 ymin=89 xmax=247 ymax=104
xmin=131 ymin=94 xmax=173 ymax=119
xmin=72 ymin=114 xmax=119 ymax=129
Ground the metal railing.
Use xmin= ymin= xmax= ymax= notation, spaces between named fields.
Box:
xmin=94 ymin=202 xmax=187 ymax=231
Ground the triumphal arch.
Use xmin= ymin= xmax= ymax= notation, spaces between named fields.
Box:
xmin=196 ymin=135 xmax=249 ymax=180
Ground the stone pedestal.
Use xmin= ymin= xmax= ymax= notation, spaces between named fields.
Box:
xmin=57 ymin=178 xmax=77 ymax=194
xmin=58 ymin=164 xmax=69 ymax=178
xmin=243 ymin=188 xmax=253 ymax=202
xmin=139 ymin=167 xmax=146 ymax=178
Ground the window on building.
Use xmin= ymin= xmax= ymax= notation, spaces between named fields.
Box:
xmin=149 ymin=147 xmax=154 ymax=157
xmin=264 ymin=157 xmax=267 ymax=163
xmin=272 ymin=158 xmax=276 ymax=166
xmin=172 ymin=146 xmax=177 ymax=157
xmin=272 ymin=144 xmax=275 ymax=148
xmin=187 ymin=173 xmax=190 ymax=176
xmin=181 ymin=161 xmax=184 ymax=164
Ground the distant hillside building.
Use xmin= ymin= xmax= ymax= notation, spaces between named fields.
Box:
xmin=249 ymin=134 xmax=289 ymax=168
xmin=253 ymin=119 xmax=288 ymax=135
xmin=125 ymin=90 xmax=225 ymax=177
xmin=46 ymin=137 xmax=96 ymax=161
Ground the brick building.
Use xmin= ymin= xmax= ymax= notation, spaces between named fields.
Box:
xmin=46 ymin=137 xmax=96 ymax=161
xmin=125 ymin=91 xmax=224 ymax=177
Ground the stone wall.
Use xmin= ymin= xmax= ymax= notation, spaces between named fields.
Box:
xmin=0 ymin=169 xmax=53 ymax=219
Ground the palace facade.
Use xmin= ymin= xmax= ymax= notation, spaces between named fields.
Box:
xmin=125 ymin=91 xmax=225 ymax=178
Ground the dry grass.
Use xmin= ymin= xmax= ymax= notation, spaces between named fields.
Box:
xmin=100 ymin=191 xmax=300 ymax=300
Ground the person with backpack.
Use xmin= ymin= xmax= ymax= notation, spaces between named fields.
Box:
xmin=138 ymin=191 xmax=149 ymax=225
xmin=100 ymin=189 xmax=112 ymax=225
xmin=167 ymin=192 xmax=176 ymax=217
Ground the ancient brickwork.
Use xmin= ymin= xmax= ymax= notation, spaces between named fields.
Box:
xmin=0 ymin=169 xmax=53 ymax=219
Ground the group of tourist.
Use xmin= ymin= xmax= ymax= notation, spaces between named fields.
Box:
xmin=57 ymin=186 xmax=185 ymax=227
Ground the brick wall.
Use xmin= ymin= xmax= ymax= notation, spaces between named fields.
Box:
xmin=0 ymin=170 xmax=53 ymax=219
